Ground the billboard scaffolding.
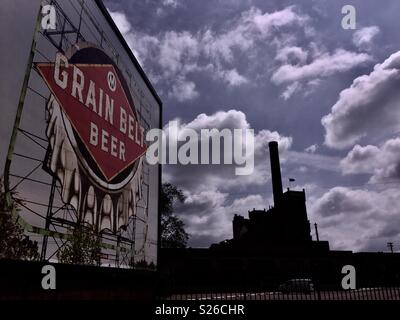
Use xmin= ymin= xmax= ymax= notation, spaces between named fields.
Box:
xmin=2 ymin=0 xmax=161 ymax=269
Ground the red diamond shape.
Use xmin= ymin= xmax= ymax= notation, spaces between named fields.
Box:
xmin=36 ymin=60 xmax=147 ymax=181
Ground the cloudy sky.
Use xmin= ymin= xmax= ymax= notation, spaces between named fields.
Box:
xmin=105 ymin=0 xmax=400 ymax=251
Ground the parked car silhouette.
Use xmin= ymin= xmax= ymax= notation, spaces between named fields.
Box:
xmin=279 ymin=279 xmax=314 ymax=293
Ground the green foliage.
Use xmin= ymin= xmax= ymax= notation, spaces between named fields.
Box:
xmin=160 ymin=183 xmax=189 ymax=248
xmin=0 ymin=178 xmax=39 ymax=261
xmin=160 ymin=183 xmax=186 ymax=216
xmin=133 ymin=259 xmax=156 ymax=271
xmin=57 ymin=223 xmax=102 ymax=266
xmin=161 ymin=214 xmax=189 ymax=248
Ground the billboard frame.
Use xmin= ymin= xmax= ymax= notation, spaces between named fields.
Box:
xmin=2 ymin=0 xmax=162 ymax=269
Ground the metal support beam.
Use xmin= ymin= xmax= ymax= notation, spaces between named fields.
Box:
xmin=3 ymin=3 xmax=42 ymax=193
xmin=40 ymin=175 xmax=57 ymax=261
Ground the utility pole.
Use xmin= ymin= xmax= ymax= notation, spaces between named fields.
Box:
xmin=387 ymin=242 xmax=394 ymax=253
xmin=314 ymin=223 xmax=320 ymax=242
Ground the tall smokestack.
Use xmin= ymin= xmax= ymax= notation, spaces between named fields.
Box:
xmin=269 ymin=141 xmax=283 ymax=206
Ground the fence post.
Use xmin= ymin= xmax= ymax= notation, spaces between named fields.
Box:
xmin=315 ymin=277 xmax=321 ymax=300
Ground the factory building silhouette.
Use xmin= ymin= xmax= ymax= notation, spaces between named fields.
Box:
xmin=159 ymin=141 xmax=400 ymax=293
xmin=223 ymin=141 xmax=329 ymax=253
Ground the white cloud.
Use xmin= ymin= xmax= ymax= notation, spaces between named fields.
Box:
xmin=298 ymin=166 xmax=308 ymax=173
xmin=256 ymin=129 xmax=293 ymax=151
xmin=340 ymin=144 xmax=380 ymax=175
xmin=178 ymin=191 xmax=266 ymax=247
xmin=275 ymin=46 xmax=308 ymax=64
xmin=272 ymin=49 xmax=372 ymax=85
xmin=111 ymin=6 xmax=374 ymax=103
xmin=305 ymin=144 xmax=318 ymax=153
xmin=353 ymin=26 xmax=380 ymax=50
xmin=158 ymin=31 xmax=200 ymax=76
xmin=272 ymin=48 xmax=372 ymax=100
xmin=310 ymin=186 xmax=400 ymax=251
xmin=202 ymin=6 xmax=308 ymax=64
xmin=322 ymin=51 xmax=400 ymax=149
xmin=340 ymin=138 xmax=400 ymax=183
xmin=181 ymin=109 xmax=250 ymax=131
xmin=251 ymin=5 xmax=308 ymax=34
xmin=109 ymin=10 xmax=160 ymax=66
xmin=285 ymin=150 xmax=340 ymax=172
xmin=167 ymin=114 xmax=279 ymax=243
xmin=162 ymin=109 xmax=297 ymax=247
xmin=164 ymin=109 xmax=292 ymax=193
xmin=217 ymin=69 xmax=249 ymax=87
xmin=162 ymin=0 xmax=180 ymax=8
xmin=109 ymin=6 xmax=311 ymax=101
xmin=303 ymin=78 xmax=322 ymax=96
xmin=169 ymin=77 xmax=199 ymax=102
xmin=109 ymin=10 xmax=132 ymax=34
xmin=280 ymin=81 xmax=301 ymax=100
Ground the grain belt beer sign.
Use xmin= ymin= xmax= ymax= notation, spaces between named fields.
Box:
xmin=1 ymin=0 xmax=160 ymax=268
xmin=35 ymin=43 xmax=148 ymax=233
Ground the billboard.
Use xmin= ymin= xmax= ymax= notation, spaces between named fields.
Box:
xmin=0 ymin=0 xmax=161 ymax=269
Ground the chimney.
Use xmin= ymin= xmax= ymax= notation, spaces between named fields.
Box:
xmin=269 ymin=141 xmax=283 ymax=206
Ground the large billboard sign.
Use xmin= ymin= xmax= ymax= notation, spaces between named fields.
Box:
xmin=0 ymin=0 xmax=161 ymax=269
xmin=36 ymin=44 xmax=148 ymax=232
